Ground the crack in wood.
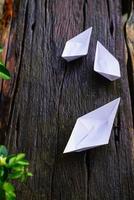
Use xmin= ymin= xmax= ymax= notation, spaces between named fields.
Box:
xmin=32 ymin=0 xmax=36 ymax=31
xmin=83 ymin=0 xmax=87 ymax=30
xmin=15 ymin=113 xmax=20 ymax=149
xmin=106 ymin=0 xmax=115 ymax=37
xmin=31 ymin=21 xmax=35 ymax=31
xmin=44 ymin=0 xmax=48 ymax=27
xmin=50 ymin=164 xmax=55 ymax=200
xmin=84 ymin=152 xmax=89 ymax=200
xmin=106 ymin=0 xmax=110 ymax=20
xmin=110 ymin=20 xmax=114 ymax=37
xmin=114 ymin=111 xmax=121 ymax=153
xmin=29 ymin=0 xmax=36 ymax=76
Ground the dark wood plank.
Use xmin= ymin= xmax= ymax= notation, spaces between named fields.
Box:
xmin=0 ymin=0 xmax=133 ymax=200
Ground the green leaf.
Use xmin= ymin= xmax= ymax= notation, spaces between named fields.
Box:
xmin=8 ymin=157 xmax=30 ymax=169
xmin=0 ymin=63 xmax=11 ymax=80
xmin=3 ymin=182 xmax=15 ymax=192
xmin=8 ymin=157 xmax=16 ymax=167
xmin=6 ymin=193 xmax=16 ymax=200
xmin=0 ymin=61 xmax=4 ymax=65
xmin=17 ymin=160 xmax=29 ymax=166
xmin=20 ymin=174 xmax=27 ymax=182
xmin=0 ymin=146 xmax=32 ymax=199
xmin=0 ymin=145 xmax=8 ymax=156
xmin=27 ymin=172 xmax=33 ymax=177
xmin=8 ymin=171 xmax=23 ymax=180
xmin=11 ymin=166 xmax=24 ymax=172
xmin=3 ymin=182 xmax=16 ymax=200
xmin=0 ymin=47 xmax=3 ymax=53
xmin=6 ymin=154 xmax=15 ymax=162
xmin=0 ymin=156 xmax=7 ymax=166
xmin=16 ymin=153 xmax=25 ymax=161
xmin=0 ymin=167 xmax=4 ymax=177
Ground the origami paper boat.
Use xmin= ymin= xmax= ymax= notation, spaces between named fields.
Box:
xmin=62 ymin=27 xmax=92 ymax=62
xmin=94 ymin=41 xmax=121 ymax=81
xmin=63 ymin=97 xmax=120 ymax=153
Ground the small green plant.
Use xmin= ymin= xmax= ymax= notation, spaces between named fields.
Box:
xmin=0 ymin=145 xmax=32 ymax=200
xmin=0 ymin=47 xmax=11 ymax=80
xmin=0 ymin=47 xmax=3 ymax=53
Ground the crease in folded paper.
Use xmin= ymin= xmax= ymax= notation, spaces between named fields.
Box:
xmin=63 ymin=97 xmax=120 ymax=153
xmin=62 ymin=27 xmax=92 ymax=62
xmin=94 ymin=41 xmax=121 ymax=81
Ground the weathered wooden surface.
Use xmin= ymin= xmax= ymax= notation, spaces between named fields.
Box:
xmin=0 ymin=0 xmax=134 ymax=199
xmin=125 ymin=0 xmax=134 ymax=121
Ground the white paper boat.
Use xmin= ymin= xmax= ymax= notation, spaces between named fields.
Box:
xmin=63 ymin=97 xmax=120 ymax=153
xmin=94 ymin=41 xmax=121 ymax=81
xmin=62 ymin=27 xmax=92 ymax=62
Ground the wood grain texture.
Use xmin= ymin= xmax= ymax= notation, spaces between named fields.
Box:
xmin=125 ymin=0 xmax=134 ymax=122
xmin=0 ymin=0 xmax=134 ymax=199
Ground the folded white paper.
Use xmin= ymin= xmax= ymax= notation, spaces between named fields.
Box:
xmin=63 ymin=97 xmax=120 ymax=153
xmin=94 ymin=41 xmax=121 ymax=81
xmin=62 ymin=27 xmax=92 ymax=62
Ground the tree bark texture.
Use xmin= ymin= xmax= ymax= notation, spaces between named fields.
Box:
xmin=0 ymin=0 xmax=134 ymax=200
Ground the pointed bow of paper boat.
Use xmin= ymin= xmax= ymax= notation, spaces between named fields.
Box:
xmin=94 ymin=41 xmax=121 ymax=81
xmin=63 ymin=97 xmax=120 ymax=153
xmin=62 ymin=27 xmax=92 ymax=62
